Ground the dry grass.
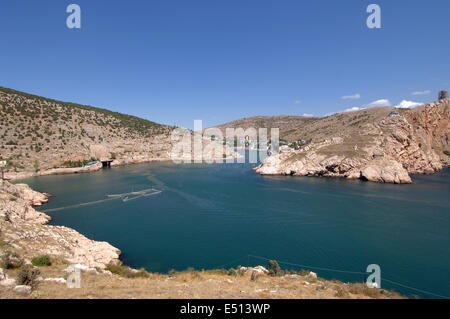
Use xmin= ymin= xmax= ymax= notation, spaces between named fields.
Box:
xmin=0 ymin=265 xmax=404 ymax=299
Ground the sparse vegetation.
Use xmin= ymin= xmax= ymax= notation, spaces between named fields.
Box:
xmin=268 ymin=260 xmax=282 ymax=276
xmin=0 ymin=86 xmax=167 ymax=137
xmin=0 ymin=87 xmax=172 ymax=173
xmin=228 ymin=268 xmax=238 ymax=276
xmin=62 ymin=158 xmax=96 ymax=168
xmin=444 ymin=150 xmax=450 ymax=157
xmin=16 ymin=264 xmax=40 ymax=288
xmin=3 ymin=212 xmax=11 ymax=222
xmin=105 ymin=265 xmax=149 ymax=278
xmin=33 ymin=160 xmax=39 ymax=172
xmin=0 ymin=251 xmax=23 ymax=269
xmin=298 ymin=269 xmax=311 ymax=276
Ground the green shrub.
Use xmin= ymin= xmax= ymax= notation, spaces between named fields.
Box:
xmin=106 ymin=265 xmax=149 ymax=278
xmin=134 ymin=268 xmax=150 ymax=278
xmin=16 ymin=264 xmax=40 ymax=288
xmin=228 ymin=268 xmax=238 ymax=276
xmin=444 ymin=150 xmax=450 ymax=157
xmin=168 ymin=269 xmax=177 ymax=277
xmin=31 ymin=255 xmax=52 ymax=267
xmin=4 ymin=213 xmax=11 ymax=222
xmin=298 ymin=269 xmax=310 ymax=276
xmin=268 ymin=260 xmax=282 ymax=276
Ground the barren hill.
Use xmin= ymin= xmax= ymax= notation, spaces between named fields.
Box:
xmin=0 ymin=87 xmax=176 ymax=176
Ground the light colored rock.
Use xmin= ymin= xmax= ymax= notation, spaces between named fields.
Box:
xmin=237 ymin=266 xmax=248 ymax=275
xmin=0 ymin=278 xmax=16 ymax=287
xmin=43 ymin=277 xmax=67 ymax=284
xmin=367 ymin=282 xmax=379 ymax=289
xmin=0 ymin=268 xmax=16 ymax=287
xmin=13 ymin=285 xmax=32 ymax=295
xmin=251 ymin=266 xmax=269 ymax=274
xmin=307 ymin=271 xmax=318 ymax=280
xmin=360 ymin=160 xmax=412 ymax=184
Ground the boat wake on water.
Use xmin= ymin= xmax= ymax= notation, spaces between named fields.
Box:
xmin=107 ymin=188 xmax=162 ymax=202
xmin=41 ymin=188 xmax=162 ymax=213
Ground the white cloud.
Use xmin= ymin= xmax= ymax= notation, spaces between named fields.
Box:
xmin=366 ymin=99 xmax=391 ymax=107
xmin=302 ymin=113 xmax=313 ymax=117
xmin=344 ymin=106 xmax=363 ymax=112
xmin=412 ymin=90 xmax=431 ymax=96
xmin=341 ymin=93 xmax=361 ymax=100
xmin=394 ymin=100 xmax=423 ymax=109
xmin=294 ymin=100 xmax=301 ymax=104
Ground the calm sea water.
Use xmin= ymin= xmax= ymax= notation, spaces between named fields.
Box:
xmin=19 ymin=160 xmax=450 ymax=298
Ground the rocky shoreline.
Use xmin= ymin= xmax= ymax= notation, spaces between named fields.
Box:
xmin=0 ymin=180 xmax=121 ymax=269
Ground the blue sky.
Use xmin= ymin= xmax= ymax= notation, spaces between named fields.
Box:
xmin=0 ymin=0 xmax=449 ymax=128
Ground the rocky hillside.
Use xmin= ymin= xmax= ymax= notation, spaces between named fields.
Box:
xmin=0 ymin=87 xmax=174 ymax=174
xmin=0 ymin=180 xmax=121 ymax=269
xmin=0 ymin=87 xmax=237 ymax=179
xmin=254 ymin=99 xmax=450 ymax=183
xmin=211 ymin=115 xmax=318 ymax=142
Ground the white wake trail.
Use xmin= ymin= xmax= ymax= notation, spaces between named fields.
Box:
xmin=41 ymin=188 xmax=162 ymax=213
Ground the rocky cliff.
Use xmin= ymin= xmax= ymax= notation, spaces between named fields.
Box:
xmin=0 ymin=180 xmax=121 ymax=268
xmin=255 ymin=99 xmax=450 ymax=183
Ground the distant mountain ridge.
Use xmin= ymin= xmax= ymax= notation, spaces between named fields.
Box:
xmin=210 ymin=115 xmax=318 ymax=142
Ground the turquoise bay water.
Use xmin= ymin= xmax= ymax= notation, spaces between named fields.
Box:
xmin=19 ymin=162 xmax=450 ymax=298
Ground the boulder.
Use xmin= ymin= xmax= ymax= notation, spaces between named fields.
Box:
xmin=307 ymin=271 xmax=318 ymax=280
xmin=0 ymin=278 xmax=16 ymax=287
xmin=43 ymin=277 xmax=67 ymax=284
xmin=360 ymin=160 xmax=412 ymax=184
xmin=13 ymin=285 xmax=32 ymax=295
xmin=0 ymin=268 xmax=16 ymax=287
xmin=237 ymin=266 xmax=248 ymax=276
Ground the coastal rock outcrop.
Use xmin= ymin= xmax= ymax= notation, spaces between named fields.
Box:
xmin=255 ymin=99 xmax=449 ymax=184
xmin=360 ymin=160 xmax=411 ymax=184
xmin=0 ymin=180 xmax=121 ymax=269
